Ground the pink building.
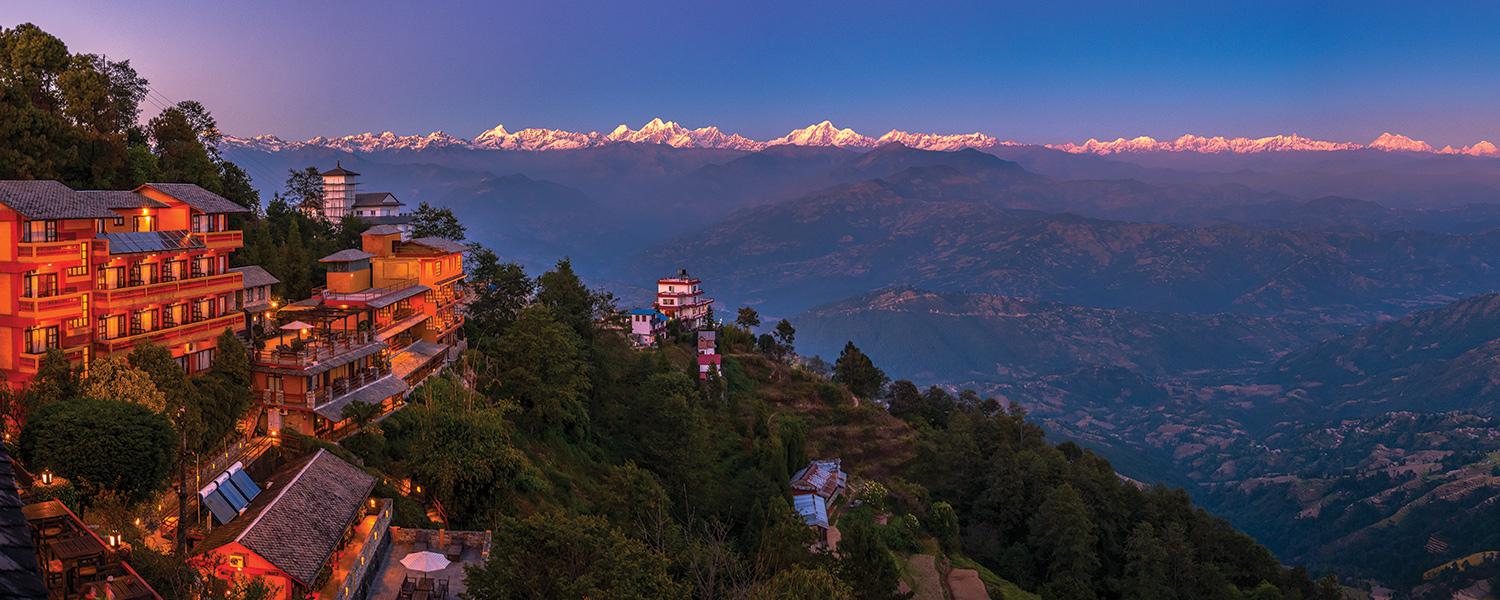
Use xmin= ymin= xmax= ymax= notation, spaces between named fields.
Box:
xmin=654 ymin=269 xmax=713 ymax=330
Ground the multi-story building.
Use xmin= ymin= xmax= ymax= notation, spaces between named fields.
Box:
xmin=249 ymin=227 xmax=466 ymax=439
xmin=0 ymin=180 xmax=250 ymax=393
xmin=315 ymin=164 xmax=413 ymax=237
xmin=654 ymin=269 xmax=714 ymax=330
xmin=696 ymin=329 xmax=721 ymax=380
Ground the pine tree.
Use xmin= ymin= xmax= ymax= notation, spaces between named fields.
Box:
xmin=833 ymin=341 xmax=887 ymax=399
xmin=837 ymin=517 xmax=910 ymax=600
xmin=1029 ymin=484 xmax=1099 ymax=600
xmin=1122 ymin=522 xmax=1174 ymax=600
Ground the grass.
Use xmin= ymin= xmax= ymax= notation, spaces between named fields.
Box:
xmin=950 ymin=554 xmax=1040 ymax=600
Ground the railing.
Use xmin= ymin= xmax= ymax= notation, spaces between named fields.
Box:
xmin=92 ymin=313 xmax=242 ymax=353
xmin=322 ymin=278 xmax=420 ymax=303
xmin=194 ymin=230 xmax=243 ymax=250
xmin=15 ymin=345 xmax=88 ymax=372
xmin=16 ymin=291 xmax=88 ymax=321
xmin=94 ymin=271 xmax=241 ymax=310
xmin=16 ymin=240 xmax=88 ymax=262
xmin=259 ymin=365 xmax=391 ymax=408
xmin=254 ymin=330 xmax=378 ymax=369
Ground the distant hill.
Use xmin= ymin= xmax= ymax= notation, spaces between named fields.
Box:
xmin=796 ymin=288 xmax=1336 ymax=383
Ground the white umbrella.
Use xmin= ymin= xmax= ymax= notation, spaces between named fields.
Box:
xmin=401 ymin=550 xmax=450 ymax=573
xmin=279 ymin=321 xmax=314 ymax=331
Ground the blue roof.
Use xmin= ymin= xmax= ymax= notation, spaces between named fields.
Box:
xmin=793 ymin=494 xmax=829 ymax=528
xmin=627 ymin=308 xmax=667 ymax=318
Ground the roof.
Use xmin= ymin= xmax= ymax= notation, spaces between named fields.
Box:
xmin=0 ymin=180 xmax=118 ymax=220
xmin=318 ymin=249 xmax=376 ymax=263
xmin=319 ymin=163 xmax=360 ymax=177
xmin=78 ymin=190 xmax=169 ymax=210
xmin=352 ymin=192 xmax=403 ymax=207
xmin=698 ymin=330 xmax=717 ymax=342
xmin=363 ymin=284 xmax=429 ymax=310
xmin=0 ymin=448 xmax=46 ymax=599
xmin=195 ymin=449 xmax=376 ymax=587
xmin=363 ymin=224 xmax=405 ymax=236
xmin=230 ymin=265 xmax=281 ymax=288
xmin=313 ymin=375 xmax=409 ymax=421
xmin=793 ymin=494 xmax=829 ymax=529
xmin=627 ymin=308 xmax=667 ymax=318
xmin=790 ymin=459 xmax=846 ymax=500
xmin=404 ymin=237 xmax=468 ymax=254
xmin=138 ymin=183 xmax=251 ymax=214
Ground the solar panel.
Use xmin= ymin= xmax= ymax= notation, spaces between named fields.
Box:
xmin=100 ymin=231 xmax=204 ymax=255
xmin=202 ymin=488 xmax=237 ymax=524
xmin=215 ymin=473 xmax=249 ymax=511
xmin=228 ymin=468 xmax=261 ymax=503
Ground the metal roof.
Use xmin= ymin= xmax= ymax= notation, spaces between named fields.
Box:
xmin=0 ymin=180 xmax=118 ymax=220
xmin=313 ymin=375 xmax=409 ymax=421
xmin=352 ymin=192 xmax=403 ymax=207
xmin=139 ymin=183 xmax=250 ymax=214
xmin=790 ymin=459 xmax=846 ymax=500
xmin=318 ymin=249 xmax=376 ymax=263
xmin=793 ymin=494 xmax=829 ymax=529
xmin=404 ymin=237 xmax=468 ymax=254
xmin=229 ymin=265 xmax=281 ymax=288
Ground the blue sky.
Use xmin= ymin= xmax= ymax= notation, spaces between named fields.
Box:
xmin=7 ymin=1 xmax=1500 ymax=145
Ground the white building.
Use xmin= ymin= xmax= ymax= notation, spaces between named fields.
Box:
xmin=318 ymin=163 xmax=413 ymax=237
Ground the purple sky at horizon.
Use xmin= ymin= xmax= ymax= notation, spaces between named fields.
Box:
xmin=7 ymin=1 xmax=1500 ymax=146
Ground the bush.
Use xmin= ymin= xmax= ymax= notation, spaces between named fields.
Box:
xmin=19 ymin=398 xmax=175 ymax=503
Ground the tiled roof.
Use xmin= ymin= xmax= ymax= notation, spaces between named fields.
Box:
xmin=195 ymin=449 xmax=375 ymax=587
xmin=319 ymin=163 xmax=360 ymax=177
xmin=230 ymin=265 xmax=281 ymax=288
xmin=363 ymin=224 xmax=405 ymax=236
xmin=353 ymin=192 xmax=403 ymax=207
xmin=0 ymin=180 xmax=118 ymax=219
xmin=404 ymin=237 xmax=468 ymax=254
xmin=78 ymin=190 xmax=169 ymax=210
xmin=139 ymin=183 xmax=251 ymax=214
xmin=790 ymin=459 xmax=846 ymax=500
xmin=318 ymin=249 xmax=376 ymax=263
xmin=0 ymin=448 xmax=46 ymax=599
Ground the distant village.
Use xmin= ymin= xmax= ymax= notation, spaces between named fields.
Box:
xmin=0 ymin=165 xmax=849 ymax=600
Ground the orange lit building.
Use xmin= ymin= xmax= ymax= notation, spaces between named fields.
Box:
xmin=0 ymin=180 xmax=250 ymax=393
xmin=250 ymin=227 xmax=466 ymax=439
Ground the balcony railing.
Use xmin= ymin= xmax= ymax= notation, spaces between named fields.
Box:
xmin=16 ymin=291 xmax=88 ymax=322
xmin=195 ymin=230 xmax=243 ymax=250
xmin=16 ymin=240 xmax=89 ymax=263
xmin=259 ymin=365 xmax=392 ymax=408
xmin=92 ymin=313 xmax=242 ymax=354
xmin=94 ymin=271 xmax=241 ymax=310
xmin=254 ymin=330 xmax=378 ymax=369
xmin=15 ymin=344 xmax=88 ymax=373
xmin=320 ymin=278 xmax=420 ymax=303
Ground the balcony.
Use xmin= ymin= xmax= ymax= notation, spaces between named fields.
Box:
xmin=15 ymin=239 xmax=89 ymax=266
xmin=259 ymin=364 xmax=393 ymax=408
xmin=15 ymin=343 xmax=88 ymax=373
xmin=94 ymin=271 xmax=242 ymax=311
xmin=194 ymin=230 xmax=243 ymax=250
xmin=16 ymin=291 xmax=88 ymax=322
xmin=254 ymin=330 xmax=381 ymax=370
xmin=92 ymin=313 xmax=243 ymax=354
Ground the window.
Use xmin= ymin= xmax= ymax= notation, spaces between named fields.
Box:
xmin=191 ymin=348 xmax=215 ymax=372
xmin=435 ymin=261 xmax=443 ymax=277
xmin=163 ymin=260 xmax=184 ymax=282
xmin=24 ymin=326 xmax=58 ymax=354
xmin=175 ymin=356 xmax=189 ymax=372
xmin=192 ymin=256 xmax=213 ymax=278
xmin=22 ymin=220 xmax=56 ymax=243
xmin=133 ymin=215 xmax=153 ymax=232
xmin=67 ymin=317 xmax=87 ymax=330
xmin=97 ymin=315 xmax=126 ymax=340
xmin=22 ymin=272 xmax=57 ymax=298
xmin=66 ymin=265 xmax=87 ymax=277
xmin=97 ymin=266 xmax=124 ymax=290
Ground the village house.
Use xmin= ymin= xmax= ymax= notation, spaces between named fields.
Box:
xmin=697 ymin=329 xmax=721 ymax=380
xmin=0 ymin=180 xmax=251 ymax=394
xmin=790 ymin=459 xmax=848 ymax=550
xmin=654 ymin=269 xmax=713 ymax=330
xmin=626 ymin=308 xmax=667 ymax=347
xmin=316 ymin=164 xmax=413 ymax=237
xmin=249 ymin=227 xmax=467 ymax=439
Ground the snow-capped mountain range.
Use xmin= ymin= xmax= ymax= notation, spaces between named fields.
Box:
xmin=221 ymin=119 xmax=1498 ymax=158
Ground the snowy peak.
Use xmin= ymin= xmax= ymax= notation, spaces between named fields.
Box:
xmin=1050 ymin=131 xmax=1496 ymax=157
xmin=1368 ymin=132 xmax=1434 ymax=153
xmin=769 ymin=120 xmax=876 ymax=148
xmin=603 ymin=118 xmax=765 ymax=150
xmin=472 ymin=123 xmax=599 ymax=151
xmin=875 ymin=130 xmax=1010 ymax=151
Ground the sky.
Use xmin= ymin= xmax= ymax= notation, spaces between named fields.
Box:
xmin=7 ymin=0 xmax=1500 ymax=145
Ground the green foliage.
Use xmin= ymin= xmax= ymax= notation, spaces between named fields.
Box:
xmin=19 ymin=397 xmax=174 ymax=502
xmin=81 ymin=355 xmax=165 ymax=412
xmin=750 ymin=565 xmax=855 ymax=600
xmin=463 ymin=511 xmax=688 ymax=600
xmin=387 ymin=398 xmax=542 ymax=529
xmin=536 ymin=258 xmax=612 ymax=341
xmin=410 ymin=201 xmax=466 ymax=240
xmin=736 ymin=306 xmax=762 ymax=329
xmin=24 ymin=348 xmax=77 ymax=414
xmin=464 ymin=247 xmax=534 ymax=341
xmin=927 ymin=501 xmax=960 ymax=552
xmin=836 ymin=512 xmax=911 ymax=600
xmin=1121 ymin=522 xmax=1173 ymax=600
xmin=483 ymin=304 xmax=591 ymax=436
xmin=833 ymin=341 xmax=887 ymax=399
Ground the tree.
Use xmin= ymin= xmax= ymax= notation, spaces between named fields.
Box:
xmin=927 ymin=501 xmax=960 ymax=552
xmin=837 ymin=516 xmax=910 ymax=600
xmin=463 ymin=511 xmax=687 ymax=600
xmin=410 ymin=201 xmax=465 ymax=240
xmin=80 ymin=355 xmax=165 ymax=412
xmin=773 ymin=319 xmax=796 ymax=357
xmin=395 ymin=400 xmax=540 ymax=529
xmin=1029 ymin=484 xmax=1099 ymax=600
xmin=750 ymin=566 xmax=854 ymax=600
xmin=1122 ymin=523 xmax=1173 ymax=600
xmin=536 ymin=258 xmax=602 ymax=341
xmin=23 ymin=348 xmax=77 ymax=413
xmin=833 ymin=341 xmax=887 ymax=399
xmin=18 ymin=397 xmax=175 ymax=502
xmin=193 ymin=330 xmax=254 ymax=450
xmin=487 ymin=305 xmax=591 ymax=435
xmin=886 ymin=380 xmax=921 ymax=421
xmin=149 ymin=103 xmax=222 ymax=192
xmin=284 ymin=167 xmax=323 ymax=213
xmin=464 ymin=246 xmax=533 ymax=340
xmin=736 ymin=307 xmax=761 ymax=329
